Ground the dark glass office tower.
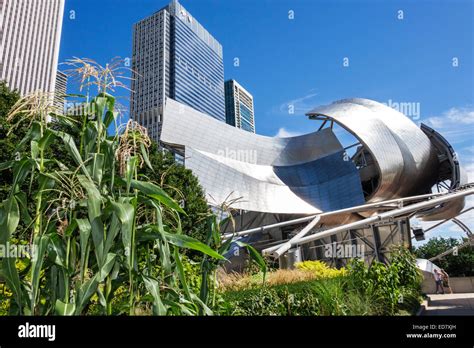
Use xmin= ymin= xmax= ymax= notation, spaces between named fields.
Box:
xmin=131 ymin=0 xmax=225 ymax=141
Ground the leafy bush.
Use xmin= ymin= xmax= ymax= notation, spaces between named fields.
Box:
xmin=345 ymin=246 xmax=423 ymax=315
xmin=221 ymin=282 xmax=323 ymax=316
xmin=295 ymin=260 xmax=347 ymax=279
xmin=390 ymin=245 xmax=423 ymax=291
xmin=0 ymin=283 xmax=12 ymax=315
xmin=217 ymin=261 xmax=344 ymax=292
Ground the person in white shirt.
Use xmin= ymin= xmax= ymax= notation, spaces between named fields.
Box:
xmin=434 ymin=269 xmax=445 ymax=294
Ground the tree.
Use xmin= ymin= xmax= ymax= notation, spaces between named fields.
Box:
xmin=0 ymin=81 xmax=22 ymax=201
xmin=414 ymin=237 xmax=474 ymax=277
xmin=0 ymin=81 xmax=20 ymax=120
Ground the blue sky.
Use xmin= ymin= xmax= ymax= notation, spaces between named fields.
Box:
xmin=59 ymin=0 xmax=474 ymax=244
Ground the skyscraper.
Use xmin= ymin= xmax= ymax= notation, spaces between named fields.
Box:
xmin=130 ymin=0 xmax=225 ymax=141
xmin=0 ymin=0 xmax=65 ymax=96
xmin=225 ymin=79 xmax=255 ymax=133
xmin=54 ymin=70 xmax=68 ymax=112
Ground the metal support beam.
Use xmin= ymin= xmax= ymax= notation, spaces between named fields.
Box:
xmin=262 ymin=187 xmax=474 ymax=254
xmin=344 ymin=142 xmax=361 ymax=151
xmin=452 ymin=218 xmax=472 ymax=237
xmin=224 ymin=191 xmax=449 ymax=240
xmin=317 ymin=119 xmax=328 ymax=131
xmin=412 ymin=207 xmax=474 ymax=239
xmin=372 ymin=226 xmax=384 ymax=263
xmin=263 ymin=216 xmax=321 ymax=257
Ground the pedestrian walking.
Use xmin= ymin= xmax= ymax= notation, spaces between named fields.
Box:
xmin=434 ymin=269 xmax=444 ymax=294
xmin=441 ymin=269 xmax=453 ymax=294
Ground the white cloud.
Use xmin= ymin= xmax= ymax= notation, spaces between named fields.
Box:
xmin=423 ymin=116 xmax=445 ymax=128
xmin=274 ymin=127 xmax=303 ymax=138
xmin=422 ymin=106 xmax=474 ymax=142
xmin=277 ymin=89 xmax=319 ymax=115
xmin=464 ymin=145 xmax=474 ymax=153
xmin=444 ymin=107 xmax=474 ymax=124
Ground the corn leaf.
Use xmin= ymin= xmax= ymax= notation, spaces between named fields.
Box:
xmin=76 ymin=218 xmax=91 ymax=280
xmin=142 ymin=276 xmax=167 ymax=315
xmin=110 ymin=200 xmax=135 ymax=270
xmin=140 ymin=143 xmax=154 ymax=172
xmin=236 ymin=241 xmax=267 ymax=276
xmin=14 ymin=192 xmax=32 ymax=226
xmin=30 ymin=235 xmax=50 ymax=312
xmin=75 ymin=275 xmax=99 ymax=315
xmin=91 ymin=153 xmax=104 ymax=186
xmin=97 ymin=253 xmax=116 ymax=282
xmin=78 ymin=175 xmax=105 ymax=265
xmin=125 ymin=156 xmax=138 ymax=193
xmin=11 ymin=158 xmax=34 ymax=193
xmin=55 ymin=300 xmax=76 ymax=316
xmin=173 ymin=248 xmax=191 ymax=299
xmin=1 ymin=257 xmax=24 ymax=313
xmin=130 ymin=179 xmax=185 ymax=214
xmin=162 ymin=229 xmax=224 ymax=260
xmin=52 ymin=130 xmax=92 ymax=180
xmin=0 ymin=196 xmax=19 ymax=242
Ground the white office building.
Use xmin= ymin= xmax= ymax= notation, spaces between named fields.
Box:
xmin=0 ymin=0 xmax=65 ymax=95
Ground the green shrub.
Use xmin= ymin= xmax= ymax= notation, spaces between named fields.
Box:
xmin=221 ymin=247 xmax=423 ymax=316
xmin=0 ymin=283 xmax=12 ymax=315
xmin=221 ymin=281 xmax=322 ymax=316
xmin=390 ymin=246 xmax=423 ymax=289
xmin=221 ymin=276 xmax=385 ymax=316
xmin=345 ymin=246 xmax=423 ymax=315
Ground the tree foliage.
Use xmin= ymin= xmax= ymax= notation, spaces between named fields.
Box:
xmin=0 ymin=81 xmax=22 ymax=201
xmin=414 ymin=237 xmax=474 ymax=277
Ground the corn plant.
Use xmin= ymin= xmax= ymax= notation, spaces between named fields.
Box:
xmin=0 ymin=58 xmax=224 ymax=315
xmin=198 ymin=201 xmax=267 ymax=312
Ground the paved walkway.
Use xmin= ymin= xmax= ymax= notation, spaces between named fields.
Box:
xmin=422 ymin=293 xmax=474 ymax=315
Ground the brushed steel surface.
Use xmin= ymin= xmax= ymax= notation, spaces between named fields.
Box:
xmin=161 ymin=98 xmax=365 ymax=214
xmin=161 ymin=97 xmax=467 ymax=221
xmin=307 ymin=98 xmax=466 ymax=220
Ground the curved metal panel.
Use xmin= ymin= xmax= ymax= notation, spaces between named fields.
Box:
xmin=418 ymin=123 xmax=468 ymax=221
xmin=347 ymin=99 xmax=439 ymax=196
xmin=161 ymin=98 xmax=343 ymax=166
xmin=162 ymin=97 xmax=467 ymax=222
xmin=306 ymin=99 xmax=406 ymax=201
xmin=306 ymin=98 xmax=441 ymax=201
xmin=161 ymin=98 xmax=365 ymax=214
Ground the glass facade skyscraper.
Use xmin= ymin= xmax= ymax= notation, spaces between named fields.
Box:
xmin=225 ymin=79 xmax=255 ymax=133
xmin=131 ymin=0 xmax=225 ymax=141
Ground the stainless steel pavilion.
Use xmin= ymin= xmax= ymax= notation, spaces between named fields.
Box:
xmin=160 ymin=97 xmax=472 ymax=267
